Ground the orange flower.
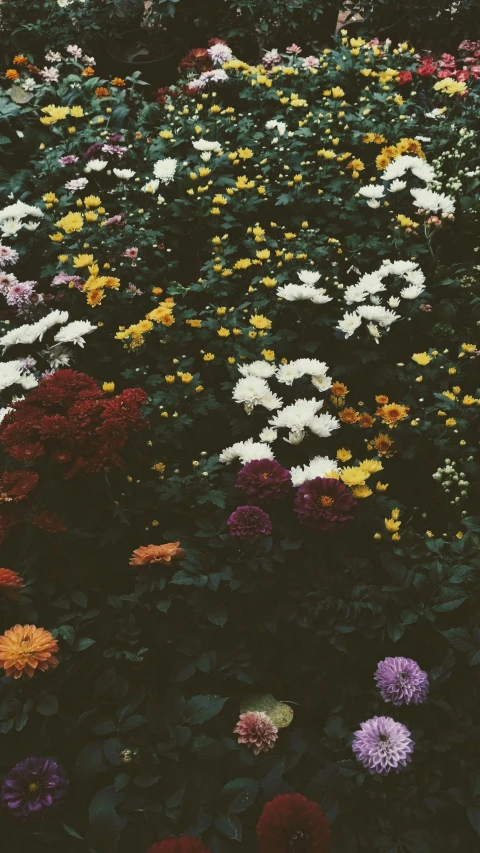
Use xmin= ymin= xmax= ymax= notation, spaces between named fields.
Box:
xmin=376 ymin=403 xmax=410 ymax=427
xmin=111 ymin=77 xmax=125 ymax=86
xmin=5 ymin=69 xmax=20 ymax=80
xmin=130 ymin=542 xmax=186 ymax=566
xmin=0 ymin=624 xmax=59 ymax=679
xmin=375 ymin=395 xmax=389 ymax=404
xmin=339 ymin=407 xmax=359 ymax=424
xmin=27 ymin=64 xmax=40 ymax=74
xmin=82 ymin=66 xmax=95 ymax=77
xmin=368 ymin=433 xmax=395 ymax=457
xmin=13 ymin=55 xmax=28 ymax=65
xmin=358 ymin=413 xmax=376 ymax=429
xmin=95 ymin=87 xmax=110 ymax=98
xmin=0 ymin=569 xmax=25 ymax=592
xmin=331 ymin=381 xmax=348 ymax=398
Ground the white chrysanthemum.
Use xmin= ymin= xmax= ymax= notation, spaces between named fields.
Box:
xmin=0 ymin=219 xmax=23 ymax=236
xmin=357 ymin=305 xmax=400 ymax=327
xmin=297 ymin=270 xmax=321 ymax=286
xmin=192 ymin=139 xmax=221 ymax=152
xmin=0 ymin=405 xmax=13 ymax=423
xmin=388 ymin=296 xmax=401 ymax=308
xmin=113 ymin=168 xmax=136 ymax=180
xmin=219 ymin=439 xmax=274 ymax=464
xmin=232 ymin=376 xmax=282 ymax=414
xmin=337 ymin=311 xmax=362 ymax=338
xmin=359 ymin=185 xmax=385 ymax=199
xmin=410 ymin=160 xmax=436 ymax=182
xmin=404 ymin=269 xmax=425 ymax=287
xmin=311 ymin=374 xmax=332 ymax=392
xmin=208 ymin=42 xmax=233 ymax=65
xmin=142 ymin=179 xmax=160 ymax=193
xmin=388 ymin=179 xmax=407 ymax=192
xmin=367 ymin=323 xmax=381 ymax=340
xmin=259 ymin=427 xmax=278 ymax=443
xmin=410 ymin=188 xmax=455 ymax=216
xmin=238 ymin=360 xmax=276 ymax=379
xmin=275 ymin=362 xmax=306 ymax=385
xmin=269 ymin=398 xmax=323 ymax=433
xmin=309 ymin=413 xmax=340 ymax=438
xmin=295 ymin=358 xmax=329 ymax=376
xmin=381 ymin=155 xmax=435 ymax=184
xmin=265 ymin=119 xmax=286 ymax=136
xmin=290 ymin=456 xmax=339 ymax=487
xmin=23 ymin=221 xmax=40 ymax=232
xmin=0 ymin=310 xmax=69 ymax=350
xmin=361 ymin=272 xmax=386 ymax=293
xmin=277 ymin=283 xmax=331 ymax=304
xmin=0 ymin=360 xmax=26 ymax=392
xmin=381 ymin=260 xmax=417 ymax=276
xmin=153 ymin=158 xmax=177 ymax=184
xmin=425 ymin=108 xmax=446 ymax=119
xmin=53 ymin=320 xmax=96 ymax=347
xmin=84 ymin=159 xmax=108 ymax=173
xmin=400 ymin=284 xmax=426 ymax=299
xmin=344 ymin=283 xmax=368 ymax=304
xmin=366 ymin=199 xmax=381 ymax=209
xmin=0 ymin=201 xmax=44 ymax=222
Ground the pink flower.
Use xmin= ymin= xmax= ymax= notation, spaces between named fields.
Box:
xmin=302 ymin=55 xmax=319 ymax=69
xmin=456 ymin=69 xmax=470 ymax=81
xmin=122 ymin=247 xmax=138 ymax=259
xmin=418 ymin=61 xmax=436 ymax=77
xmin=440 ymin=53 xmax=456 ymax=68
xmin=234 ymin=711 xmax=278 ymax=755
xmin=471 ymin=66 xmax=480 ymax=79
xmin=437 ymin=69 xmax=453 ymax=79
xmin=286 ymin=43 xmax=302 ymax=55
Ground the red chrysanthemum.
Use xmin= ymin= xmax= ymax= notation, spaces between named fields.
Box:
xmin=397 ymin=71 xmax=413 ymax=85
xmin=294 ymin=477 xmax=356 ymax=533
xmin=0 ymin=569 xmax=24 ymax=592
xmin=0 ymin=470 xmax=39 ymax=502
xmin=32 ymin=511 xmax=66 ymax=533
xmin=145 ymin=838 xmax=210 ymax=853
xmin=257 ymin=793 xmax=330 ymax=853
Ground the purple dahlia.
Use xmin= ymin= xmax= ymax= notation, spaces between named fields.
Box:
xmin=293 ymin=477 xmax=356 ymax=532
xmin=375 ymin=656 xmax=429 ymax=705
xmin=236 ymin=458 xmax=292 ymax=502
xmin=227 ymin=505 xmax=272 ymax=539
xmin=352 ymin=716 xmax=414 ymax=775
xmin=1 ymin=756 xmax=68 ymax=821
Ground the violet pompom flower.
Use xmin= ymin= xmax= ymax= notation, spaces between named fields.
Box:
xmin=227 ymin=505 xmax=272 ymax=539
xmin=375 ymin=657 xmax=429 ymax=705
xmin=352 ymin=716 xmax=414 ymax=775
xmin=236 ymin=458 xmax=291 ymax=502
xmin=234 ymin=711 xmax=278 ymax=755
xmin=294 ymin=477 xmax=356 ymax=532
xmin=1 ymin=757 xmax=68 ymax=820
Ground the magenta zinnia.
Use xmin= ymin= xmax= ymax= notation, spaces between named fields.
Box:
xmin=236 ymin=458 xmax=291 ymax=502
xmin=352 ymin=715 xmax=414 ymax=775
xmin=294 ymin=477 xmax=356 ymax=532
xmin=375 ymin=657 xmax=429 ymax=705
xmin=257 ymin=793 xmax=330 ymax=853
xmin=234 ymin=711 xmax=278 ymax=755
xmin=227 ymin=505 xmax=272 ymax=538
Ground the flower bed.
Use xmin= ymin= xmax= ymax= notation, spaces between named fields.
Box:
xmin=0 ymin=33 xmax=479 ymax=853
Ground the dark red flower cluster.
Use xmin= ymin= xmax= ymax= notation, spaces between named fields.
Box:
xmin=32 ymin=511 xmax=66 ymax=533
xmin=257 ymin=793 xmax=330 ymax=853
xmin=0 ymin=370 xmax=147 ymax=479
xmin=178 ymin=47 xmax=212 ymax=74
xmin=154 ymin=86 xmax=182 ymax=105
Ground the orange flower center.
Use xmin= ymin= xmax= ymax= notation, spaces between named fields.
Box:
xmin=319 ymin=495 xmax=334 ymax=507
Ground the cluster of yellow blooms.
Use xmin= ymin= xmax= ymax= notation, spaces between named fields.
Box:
xmin=40 ymin=104 xmax=84 ymax=125
xmin=115 ymin=300 xmax=175 ymax=349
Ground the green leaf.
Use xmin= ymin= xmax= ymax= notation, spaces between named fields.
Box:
xmin=214 ymin=813 xmax=242 ymax=840
xmin=74 ymin=637 xmax=96 ymax=651
xmin=36 ymin=694 xmax=59 ymax=716
xmin=61 ymin=821 xmax=85 ymax=841
xmin=88 ymin=786 xmax=121 ymax=853
xmin=239 ymin=693 xmax=294 ymax=728
xmin=434 ymin=598 xmax=467 ymax=612
xmin=223 ymin=777 xmax=260 ymax=813
xmin=182 ymin=695 xmax=228 ymax=725
xmin=467 ymin=807 xmax=480 ymax=837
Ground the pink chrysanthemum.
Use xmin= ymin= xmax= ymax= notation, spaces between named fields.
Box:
xmin=234 ymin=711 xmax=278 ymax=755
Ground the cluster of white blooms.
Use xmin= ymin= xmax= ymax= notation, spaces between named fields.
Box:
xmin=337 ymin=260 xmax=426 ymax=341
xmin=222 ymin=357 xmax=339 ymax=475
xmin=186 ymin=69 xmax=229 ymax=92
xmin=357 ymin=154 xmax=455 ymax=216
xmin=0 ymin=310 xmax=69 ymax=350
xmin=432 ymin=457 xmax=470 ymax=509
xmin=277 ymin=270 xmax=333 ymax=305
xmin=0 ymin=359 xmax=37 ymax=393
xmin=0 ymin=201 xmax=44 ymax=238
xmin=265 ymin=119 xmax=287 ymax=137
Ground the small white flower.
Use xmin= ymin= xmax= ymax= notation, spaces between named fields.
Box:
xmin=259 ymin=427 xmax=277 ymax=443
xmin=65 ymin=177 xmax=89 ymax=191
xmin=388 ymin=296 xmax=401 ymax=308
xmin=142 ymin=179 xmax=160 ymax=193
xmin=367 ymin=199 xmax=381 ymax=209
xmin=0 ymin=219 xmax=23 ymax=236
xmin=400 ymin=284 xmax=426 ymax=299
xmin=200 ymin=152 xmax=212 ymax=163
xmin=358 ymin=185 xmax=385 ymax=199
xmin=290 ymin=456 xmax=339 ymax=487
xmin=410 ymin=187 xmax=455 ymax=216
xmin=153 ymin=157 xmax=177 ymax=184
xmin=113 ymin=168 xmax=136 ymax=180
xmin=337 ymin=311 xmax=362 ymax=338
xmin=192 ymin=139 xmax=221 ymax=152
xmin=238 ymin=360 xmax=276 ymax=379
xmin=309 ymin=413 xmax=340 ymax=438
xmin=389 ymin=179 xmax=407 ymax=192
xmin=84 ymin=159 xmax=108 ymax=173
xmin=207 ymin=42 xmax=233 ymax=65
xmin=21 ymin=77 xmax=36 ymax=91
xmin=297 ymin=269 xmax=321 ymax=286
xmin=53 ymin=320 xmax=96 ymax=347
xmin=45 ymin=51 xmax=62 ymax=62
xmin=22 ymin=221 xmax=40 ymax=232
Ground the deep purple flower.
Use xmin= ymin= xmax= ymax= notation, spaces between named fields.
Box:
xmin=236 ymin=458 xmax=291 ymax=502
xmin=1 ymin=757 xmax=68 ymax=821
xmin=375 ymin=657 xmax=429 ymax=706
xmin=108 ymin=132 xmax=124 ymax=144
xmin=227 ymin=505 xmax=272 ymax=539
xmin=352 ymin=716 xmax=414 ymax=775
xmin=294 ymin=477 xmax=356 ymax=532
xmin=83 ymin=142 xmax=104 ymax=161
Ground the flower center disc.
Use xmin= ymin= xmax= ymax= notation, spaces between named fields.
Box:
xmin=289 ymin=830 xmax=309 ymax=852
xmin=319 ymin=495 xmax=334 ymax=507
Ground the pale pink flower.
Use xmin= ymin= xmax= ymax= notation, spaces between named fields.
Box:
xmin=234 ymin=711 xmax=278 ymax=755
xmin=122 ymin=247 xmax=138 ymax=259
xmin=302 ymin=55 xmax=320 ymax=69
xmin=286 ymin=43 xmax=302 ymax=55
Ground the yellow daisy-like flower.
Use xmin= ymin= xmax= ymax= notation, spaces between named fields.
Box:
xmin=351 ymin=485 xmax=372 ymax=499
xmin=102 ymin=382 xmax=115 ymax=393
xmin=336 ymin=448 xmax=352 ymax=462
xmin=385 ymin=518 xmax=401 ymax=533
xmin=55 ymin=211 xmax=83 ymax=233
xmin=249 ymin=314 xmax=271 ymax=330
xmin=203 ymin=353 xmax=215 ymax=362
xmin=238 ymin=147 xmax=253 ymax=159
xmin=217 ymin=327 xmax=230 ymax=337
xmin=83 ymin=195 xmax=101 ymax=209
xmin=72 ymin=254 xmax=94 ymax=268
xmin=261 ymin=349 xmax=275 ymax=361
xmin=397 ymin=214 xmax=419 ymax=228
xmin=340 ymin=467 xmax=367 ymax=487
xmin=412 ymin=352 xmax=432 ymax=365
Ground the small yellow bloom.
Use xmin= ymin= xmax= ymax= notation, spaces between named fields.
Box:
xmin=181 ymin=373 xmax=193 ymax=384
xmin=412 ymin=352 xmax=432 ymax=365
xmin=445 ymin=418 xmax=457 ymax=427
xmin=102 ymin=382 xmax=115 ymax=393
xmin=165 ymin=375 xmax=175 ymax=384
xmin=73 ymin=254 xmax=94 ymax=268
xmin=376 ymin=482 xmax=389 ymax=492
xmin=217 ymin=327 xmax=230 ymax=338
xmin=203 ymin=353 xmax=215 ymax=362
xmin=351 ymin=485 xmax=372 ymax=499
xmin=261 ymin=349 xmax=275 ymax=361
xmin=238 ymin=147 xmax=253 ymax=159
xmin=385 ymin=518 xmax=401 ymax=533
xmin=336 ymin=448 xmax=352 ymax=462
xmin=84 ymin=195 xmax=101 ymax=209
xmin=249 ymin=314 xmax=271 ymax=330
xmin=49 ymin=232 xmax=64 ymax=243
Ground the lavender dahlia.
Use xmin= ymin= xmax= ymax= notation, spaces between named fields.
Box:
xmin=375 ymin=657 xmax=429 ymax=705
xmin=227 ymin=505 xmax=272 ymax=538
xmin=1 ymin=757 xmax=68 ymax=820
xmin=294 ymin=477 xmax=356 ymax=532
xmin=352 ymin=716 xmax=414 ymax=775
xmin=236 ymin=458 xmax=291 ymax=502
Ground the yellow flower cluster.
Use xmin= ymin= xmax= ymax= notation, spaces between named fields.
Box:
xmin=40 ymin=104 xmax=84 ymax=125
xmin=115 ymin=300 xmax=175 ymax=349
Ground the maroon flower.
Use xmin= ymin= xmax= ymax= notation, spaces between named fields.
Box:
xmin=257 ymin=793 xmax=330 ymax=853
xmin=145 ymin=840 xmax=210 ymax=853
xmin=294 ymin=477 xmax=356 ymax=532
xmin=8 ymin=443 xmax=44 ymax=462
xmin=227 ymin=505 xmax=272 ymax=539
xmin=236 ymin=459 xmax=291 ymax=502
xmin=234 ymin=711 xmax=278 ymax=755
xmin=0 ymin=470 xmax=39 ymax=502
xmin=397 ymin=71 xmax=413 ymax=85
xmin=32 ymin=511 xmax=66 ymax=533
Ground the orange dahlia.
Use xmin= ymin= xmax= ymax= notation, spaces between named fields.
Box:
xmin=130 ymin=542 xmax=186 ymax=566
xmin=0 ymin=624 xmax=59 ymax=679
xmin=0 ymin=568 xmax=25 ymax=593
xmin=376 ymin=403 xmax=410 ymax=427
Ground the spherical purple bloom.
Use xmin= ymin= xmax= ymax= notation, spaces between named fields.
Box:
xmin=227 ymin=505 xmax=272 ymax=539
xmin=236 ymin=458 xmax=291 ymax=502
xmin=375 ymin=657 xmax=429 ymax=706
xmin=294 ymin=477 xmax=356 ymax=532
xmin=352 ymin=716 xmax=414 ymax=775
xmin=1 ymin=757 xmax=68 ymax=821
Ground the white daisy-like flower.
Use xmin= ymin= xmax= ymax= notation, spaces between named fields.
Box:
xmin=367 ymin=323 xmax=381 ymax=340
xmin=309 ymin=413 xmax=340 ymax=438
xmin=219 ymin=439 xmax=274 ymax=464
xmin=311 ymin=374 xmax=332 ymax=392
xmin=207 ymin=42 xmax=233 ymax=65
xmin=0 ymin=310 xmax=68 ymax=350
xmin=400 ymin=284 xmax=426 ymax=299
xmin=0 ymin=218 xmax=23 ymax=236
xmin=238 ymin=360 xmax=276 ymax=379
xmin=357 ymin=306 xmax=400 ymax=327
xmin=142 ymin=178 xmax=160 ymax=193
xmin=388 ymin=179 xmax=407 ymax=192
xmin=269 ymin=398 xmax=323 ymax=436
xmin=359 ymin=185 xmax=385 ymax=199
xmin=53 ymin=320 xmax=96 ymax=347
xmin=297 ymin=269 xmax=321 ymax=286
xmin=153 ymin=158 xmax=177 ymax=184
xmin=40 ymin=66 xmax=60 ymax=83
xmin=45 ymin=50 xmax=62 ymax=62
xmin=233 ymin=376 xmax=282 ymax=414
xmin=113 ymin=168 xmax=136 ymax=180
xmin=337 ymin=311 xmax=363 ymax=338
xmin=259 ymin=427 xmax=278 ymax=443
xmin=21 ymin=77 xmax=37 ymax=91
xmin=65 ymin=177 xmax=88 ymax=191
xmin=277 ymin=283 xmax=331 ymax=304
xmin=276 ymin=362 xmax=307 ymax=385
xmin=192 ymin=139 xmax=221 ymax=152
xmin=84 ymin=159 xmax=107 ymax=173
xmin=366 ymin=199 xmax=381 ymax=209
xmin=290 ymin=456 xmax=339 ymax=487
xmin=410 ymin=188 xmax=455 ymax=216
xmin=0 ymin=201 xmax=43 ymax=222
xmin=23 ymin=221 xmax=40 ymax=232
xmin=388 ymin=296 xmax=401 ymax=308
